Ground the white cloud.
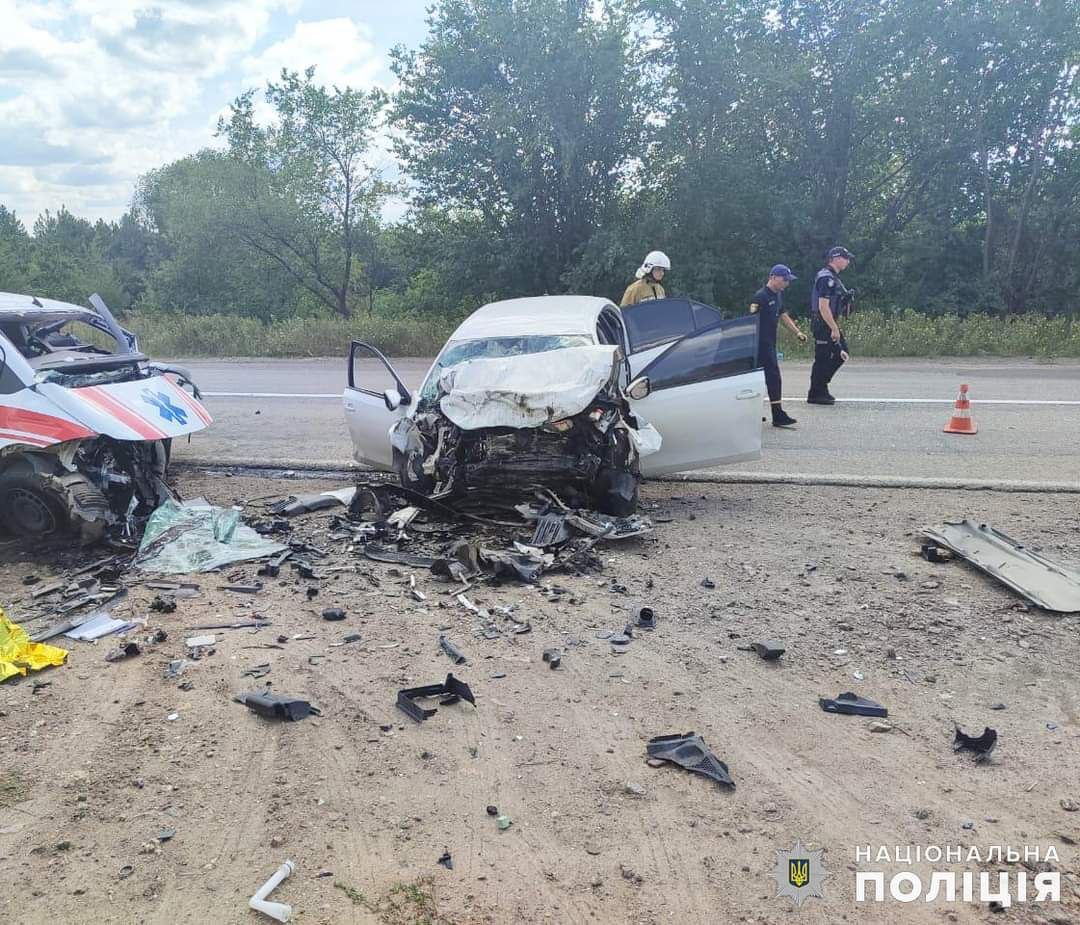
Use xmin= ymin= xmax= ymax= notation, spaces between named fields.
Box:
xmin=241 ymin=18 xmax=382 ymax=93
xmin=0 ymin=1 xmax=390 ymax=225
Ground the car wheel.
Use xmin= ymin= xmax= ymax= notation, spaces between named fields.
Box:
xmin=0 ymin=474 xmax=70 ymax=536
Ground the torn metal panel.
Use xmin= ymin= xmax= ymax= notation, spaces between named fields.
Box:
xmin=923 ymin=520 xmax=1080 ymax=613
xmin=437 ymin=345 xmax=621 ymax=430
xmin=0 ymin=291 xmax=212 ymax=541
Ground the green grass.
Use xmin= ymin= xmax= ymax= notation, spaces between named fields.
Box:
xmin=334 ymin=877 xmax=451 ymax=924
xmin=775 ymin=309 xmax=1080 ymax=359
xmin=125 ymin=312 xmax=461 ymax=358
xmin=116 ymin=308 xmax=1080 ymax=359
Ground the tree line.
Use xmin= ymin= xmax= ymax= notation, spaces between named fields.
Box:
xmin=2 ymin=0 xmax=1077 ymax=326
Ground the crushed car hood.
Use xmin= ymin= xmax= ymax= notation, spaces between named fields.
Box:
xmin=437 ymin=344 xmax=621 ymax=430
xmin=36 ymin=374 xmax=212 ymax=442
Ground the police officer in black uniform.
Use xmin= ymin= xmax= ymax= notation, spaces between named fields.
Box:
xmin=808 ymin=246 xmax=854 ymax=404
xmin=750 ymin=264 xmax=806 ymax=427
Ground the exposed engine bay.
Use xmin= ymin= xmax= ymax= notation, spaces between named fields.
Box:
xmin=390 ymin=345 xmax=657 ymax=516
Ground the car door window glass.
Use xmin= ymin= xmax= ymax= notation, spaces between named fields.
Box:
xmin=691 ymin=301 xmax=723 ymax=332
xmin=622 ymin=298 xmax=695 ymax=353
xmin=596 ymin=309 xmax=623 ymax=346
xmin=348 ymin=342 xmax=410 ymax=398
xmin=642 ymin=315 xmax=759 ymax=392
xmin=420 ymin=334 xmax=592 ymax=400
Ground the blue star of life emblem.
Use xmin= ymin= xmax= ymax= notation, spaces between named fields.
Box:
xmin=141 ymin=388 xmax=188 ymax=425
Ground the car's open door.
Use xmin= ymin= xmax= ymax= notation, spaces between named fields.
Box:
xmin=630 ymin=315 xmax=764 ymax=476
xmin=343 ymin=341 xmax=412 ymax=470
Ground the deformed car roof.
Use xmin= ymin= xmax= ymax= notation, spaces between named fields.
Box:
xmin=448 ymin=295 xmax=615 ymax=342
xmin=0 ymin=291 xmax=99 ymax=325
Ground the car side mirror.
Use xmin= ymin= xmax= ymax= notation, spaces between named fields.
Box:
xmin=384 ymin=388 xmax=408 ymax=411
xmin=627 ymin=376 xmax=651 ymax=400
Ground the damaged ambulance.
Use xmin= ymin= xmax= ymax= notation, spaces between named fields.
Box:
xmin=344 ymin=295 xmax=765 ymax=515
xmin=0 ymin=292 xmax=211 ymax=539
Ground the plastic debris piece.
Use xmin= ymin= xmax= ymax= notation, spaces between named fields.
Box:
xmin=321 ymin=608 xmax=346 ymax=622
xmin=134 ymin=500 xmax=286 ymax=574
xmin=438 ymin=635 xmax=467 ymax=665
xmin=531 ymin=513 xmax=571 ymax=548
xmin=185 ymin=634 xmax=216 ymax=649
xmin=396 ymin=673 xmax=476 ymax=723
xmin=749 ymin=640 xmax=785 ymax=660
xmin=149 ymin=595 xmax=177 ymax=613
xmin=542 ymin=648 xmax=562 ymax=669
xmin=0 ymin=607 xmax=68 ymax=682
xmin=105 ymin=641 xmax=141 ymax=662
xmin=249 ymin=859 xmax=295 ymax=922
xmin=496 ymin=815 xmax=512 ymax=830
xmin=362 ymin=544 xmax=435 ymax=568
xmin=953 ymin=725 xmax=997 ymax=760
xmin=235 ymin=691 xmax=321 ymax=721
xmin=646 ymin=732 xmax=735 ymax=789
xmin=923 ymin=520 xmax=1080 ymax=612
xmin=637 ymin=608 xmax=656 ymax=630
xmin=65 ymin=612 xmax=135 ymax=641
xmin=819 ymin=692 xmax=888 ymax=717
xmin=437 ymin=849 xmax=453 ymax=870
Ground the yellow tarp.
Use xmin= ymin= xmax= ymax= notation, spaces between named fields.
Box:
xmin=0 ymin=605 xmax=67 ymax=683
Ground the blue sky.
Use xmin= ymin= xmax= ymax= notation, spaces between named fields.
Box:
xmin=0 ymin=0 xmax=432 ymax=226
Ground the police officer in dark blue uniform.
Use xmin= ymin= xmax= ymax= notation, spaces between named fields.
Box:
xmin=750 ymin=264 xmax=806 ymax=427
xmin=808 ymin=246 xmax=854 ymax=404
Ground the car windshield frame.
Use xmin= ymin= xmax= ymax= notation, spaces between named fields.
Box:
xmin=420 ymin=333 xmax=594 ymax=400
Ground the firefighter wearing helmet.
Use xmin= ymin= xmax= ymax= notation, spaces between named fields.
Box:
xmin=620 ymin=250 xmax=670 ymax=307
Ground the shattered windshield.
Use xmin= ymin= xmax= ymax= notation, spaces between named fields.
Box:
xmin=421 ymin=334 xmax=592 ymax=400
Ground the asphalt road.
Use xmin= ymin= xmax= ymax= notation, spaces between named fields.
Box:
xmin=170 ymin=357 xmax=1080 ymax=485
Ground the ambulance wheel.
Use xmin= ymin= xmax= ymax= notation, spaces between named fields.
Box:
xmin=0 ymin=474 xmax=69 ymax=536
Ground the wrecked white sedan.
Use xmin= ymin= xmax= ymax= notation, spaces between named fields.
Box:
xmin=0 ymin=292 xmax=211 ymax=539
xmin=343 ymin=295 xmax=764 ymax=514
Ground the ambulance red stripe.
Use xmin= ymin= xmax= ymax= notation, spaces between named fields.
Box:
xmin=163 ymin=378 xmax=212 ymax=426
xmin=79 ymin=387 xmax=168 ymax=440
xmin=0 ymin=407 xmax=95 ymax=442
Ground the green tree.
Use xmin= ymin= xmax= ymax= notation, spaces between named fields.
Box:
xmin=391 ymin=0 xmax=642 ymax=295
xmin=218 ymin=67 xmax=392 ymax=319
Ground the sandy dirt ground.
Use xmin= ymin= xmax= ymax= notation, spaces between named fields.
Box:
xmin=1 ymin=472 xmax=1078 ymax=925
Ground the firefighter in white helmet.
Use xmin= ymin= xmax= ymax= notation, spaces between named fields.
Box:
xmin=620 ymin=250 xmax=670 ymax=307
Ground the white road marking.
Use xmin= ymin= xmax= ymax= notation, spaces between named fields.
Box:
xmin=204 ymin=391 xmax=341 ymax=398
xmin=203 ymin=390 xmax=1080 ymax=406
xmin=790 ymin=397 xmax=1080 ymax=405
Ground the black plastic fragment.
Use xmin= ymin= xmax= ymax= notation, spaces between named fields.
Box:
xmin=439 ymin=635 xmax=467 ymax=664
xmin=819 ymin=691 xmax=888 ymax=717
xmin=921 ymin=541 xmax=953 ymax=563
xmin=322 ymin=607 xmax=346 ymax=622
xmin=396 ymin=673 xmax=476 ymax=723
xmin=750 ymin=640 xmax=785 ymax=661
xmin=235 ymin=691 xmax=321 ymax=721
xmin=647 ymin=732 xmax=734 ymax=789
xmin=542 ymin=648 xmax=561 ymax=669
xmin=953 ymin=725 xmax=997 ymax=760
xmin=363 ymin=543 xmax=436 ymax=568
xmin=531 ymin=513 xmax=571 ymax=548
xmin=437 ymin=849 xmax=453 ymax=870
xmin=636 ymin=607 xmax=656 ymax=630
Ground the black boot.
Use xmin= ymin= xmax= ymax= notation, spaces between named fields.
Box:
xmin=772 ymin=408 xmax=798 ymax=427
xmin=806 ymin=391 xmax=836 ymax=405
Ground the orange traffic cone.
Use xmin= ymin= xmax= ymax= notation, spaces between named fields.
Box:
xmin=944 ymin=383 xmax=977 ymax=434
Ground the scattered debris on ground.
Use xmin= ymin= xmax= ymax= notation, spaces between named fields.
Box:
xmin=2 ymin=474 xmax=1079 ymax=922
